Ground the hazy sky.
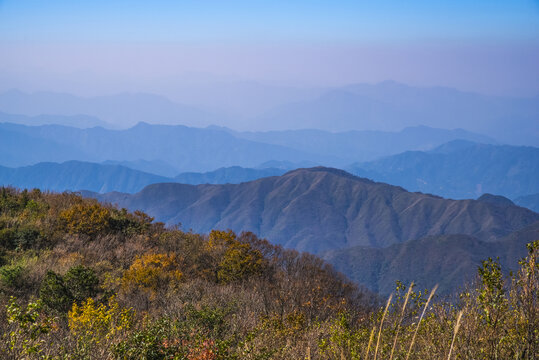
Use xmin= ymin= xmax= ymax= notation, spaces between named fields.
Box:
xmin=1 ymin=0 xmax=538 ymax=96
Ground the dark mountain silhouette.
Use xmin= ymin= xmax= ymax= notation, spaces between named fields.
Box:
xmin=323 ymin=221 xmax=539 ymax=295
xmin=348 ymin=141 xmax=539 ymax=199
xmin=0 ymin=161 xmax=170 ymax=193
xmin=90 ymin=167 xmax=539 ymax=254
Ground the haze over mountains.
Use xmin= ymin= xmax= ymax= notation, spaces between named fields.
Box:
xmin=0 ymin=121 xmax=495 ymax=172
xmin=1 ymin=81 xmax=537 ymax=145
xmin=1 ymin=80 xmax=538 ymax=295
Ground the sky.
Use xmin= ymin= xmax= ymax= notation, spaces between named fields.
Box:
xmin=0 ymin=0 xmax=538 ymax=97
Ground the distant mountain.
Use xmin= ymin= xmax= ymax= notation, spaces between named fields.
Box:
xmin=90 ymin=167 xmax=539 ymax=254
xmin=348 ymin=141 xmax=539 ymax=199
xmin=175 ymin=166 xmax=286 ymax=184
xmin=0 ymin=90 xmax=223 ymax=128
xmin=514 ymin=193 xmax=539 ymax=213
xmin=0 ymin=122 xmax=328 ymax=172
xmin=257 ymin=81 xmax=539 ymax=145
xmin=0 ymin=111 xmax=110 ymax=128
xmin=233 ymin=126 xmax=497 ymax=163
xmin=102 ymin=159 xmax=180 ymax=178
xmin=0 ymin=128 xmax=90 ymax=167
xmin=1 ymin=122 xmax=493 ymax=172
xmin=324 ymin=221 xmax=539 ymax=295
xmin=0 ymin=161 xmax=170 ymax=193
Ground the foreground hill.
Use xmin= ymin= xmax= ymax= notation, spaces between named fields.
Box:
xmin=92 ymin=167 xmax=539 ymax=254
xmin=348 ymin=140 xmax=539 ymax=199
xmin=324 ymin=221 xmax=539 ymax=294
xmin=0 ymin=161 xmax=170 ymax=193
xmin=1 ymin=186 xmax=536 ymax=359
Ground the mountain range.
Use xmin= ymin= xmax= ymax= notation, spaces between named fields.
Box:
xmin=1 ymin=83 xmax=537 ymax=146
xmin=82 ymin=167 xmax=539 ymax=293
xmin=348 ymin=140 xmax=539 ymax=199
xmin=88 ymin=167 xmax=539 ymax=254
xmin=0 ymin=161 xmax=287 ymax=193
xmin=0 ymin=121 xmax=498 ymax=172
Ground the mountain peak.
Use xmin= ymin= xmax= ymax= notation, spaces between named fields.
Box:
xmin=477 ymin=193 xmax=515 ymax=206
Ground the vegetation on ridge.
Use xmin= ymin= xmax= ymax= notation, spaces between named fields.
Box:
xmin=0 ymin=187 xmax=537 ymax=359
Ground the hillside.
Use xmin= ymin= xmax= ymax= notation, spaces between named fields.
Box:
xmin=92 ymin=167 xmax=539 ymax=254
xmin=348 ymin=141 xmax=539 ymax=199
xmin=1 ymin=185 xmax=536 ymax=359
xmin=324 ymin=221 xmax=539 ymax=295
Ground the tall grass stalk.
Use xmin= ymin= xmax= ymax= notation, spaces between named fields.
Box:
xmin=364 ymin=326 xmax=376 ymax=360
xmin=447 ymin=310 xmax=463 ymax=360
xmin=389 ymin=282 xmax=414 ymax=360
xmin=405 ymin=284 xmax=438 ymax=360
xmin=374 ymin=293 xmax=393 ymax=360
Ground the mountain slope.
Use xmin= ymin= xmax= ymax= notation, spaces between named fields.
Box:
xmin=323 ymin=221 xmax=539 ymax=295
xmin=348 ymin=141 xmax=539 ymax=199
xmin=0 ymin=161 xmax=170 ymax=193
xmin=91 ymin=167 xmax=539 ymax=254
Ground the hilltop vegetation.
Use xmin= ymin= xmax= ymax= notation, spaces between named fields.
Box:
xmin=0 ymin=187 xmax=537 ymax=359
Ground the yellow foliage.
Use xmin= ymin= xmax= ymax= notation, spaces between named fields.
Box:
xmin=206 ymin=230 xmax=264 ymax=283
xmin=59 ymin=203 xmax=112 ymax=236
xmin=68 ymin=296 xmax=134 ymax=344
xmin=121 ymin=253 xmax=183 ymax=299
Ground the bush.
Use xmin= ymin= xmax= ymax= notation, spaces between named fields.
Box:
xmin=0 ymin=264 xmax=24 ymax=288
xmin=39 ymin=270 xmax=73 ymax=312
xmin=64 ymin=265 xmax=99 ymax=303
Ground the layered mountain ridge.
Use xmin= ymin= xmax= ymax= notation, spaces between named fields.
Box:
xmin=90 ymin=167 xmax=539 ymax=254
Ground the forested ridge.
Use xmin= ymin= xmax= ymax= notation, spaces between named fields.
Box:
xmin=0 ymin=187 xmax=537 ymax=359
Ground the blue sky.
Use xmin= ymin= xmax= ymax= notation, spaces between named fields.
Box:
xmin=0 ymin=0 xmax=538 ymax=96
xmin=1 ymin=0 xmax=538 ymax=42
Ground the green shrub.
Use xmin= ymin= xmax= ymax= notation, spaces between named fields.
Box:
xmin=39 ymin=270 xmax=73 ymax=312
xmin=0 ymin=264 xmax=24 ymax=288
xmin=64 ymin=265 xmax=99 ymax=303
